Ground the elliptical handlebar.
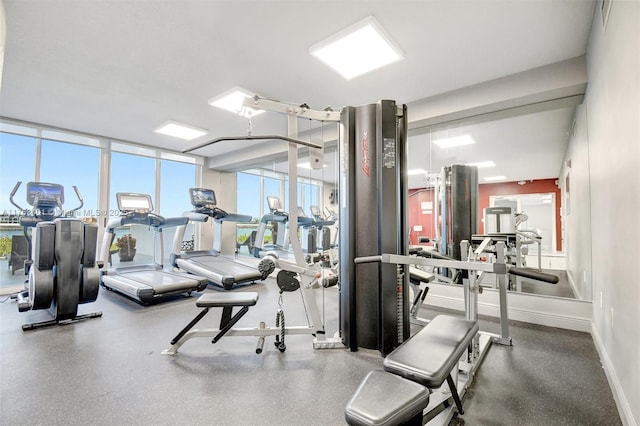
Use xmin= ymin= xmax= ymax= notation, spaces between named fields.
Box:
xmin=9 ymin=181 xmax=24 ymax=211
xmin=69 ymin=185 xmax=84 ymax=214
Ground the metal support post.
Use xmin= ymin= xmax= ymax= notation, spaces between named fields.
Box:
xmin=495 ymin=241 xmax=512 ymax=345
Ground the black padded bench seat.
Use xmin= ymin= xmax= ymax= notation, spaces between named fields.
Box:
xmin=383 ymin=315 xmax=478 ymax=388
xmin=345 ymin=315 xmax=479 ymax=426
xmin=345 ymin=370 xmax=430 ymax=426
xmin=196 ymin=292 xmax=259 ymax=308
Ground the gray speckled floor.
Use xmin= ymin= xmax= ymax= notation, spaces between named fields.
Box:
xmin=0 ymin=277 xmax=621 ymax=426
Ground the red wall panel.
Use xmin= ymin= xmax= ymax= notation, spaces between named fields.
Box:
xmin=408 ymin=179 xmax=562 ymax=251
xmin=408 ymin=188 xmax=436 ymax=244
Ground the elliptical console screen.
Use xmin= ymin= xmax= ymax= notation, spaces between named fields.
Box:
xmin=190 ymin=188 xmax=216 ymax=208
xmin=117 ymin=193 xmax=153 ymax=213
xmin=27 ymin=182 xmax=64 ymax=207
xmin=309 ymin=205 xmax=321 ymax=217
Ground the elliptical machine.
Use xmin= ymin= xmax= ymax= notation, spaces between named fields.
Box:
xmin=9 ymin=181 xmax=102 ymax=330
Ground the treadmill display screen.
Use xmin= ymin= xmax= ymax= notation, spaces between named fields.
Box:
xmin=309 ymin=205 xmax=321 ymax=217
xmin=190 ymin=188 xmax=216 ymax=207
xmin=26 ymin=182 xmax=64 ymax=207
xmin=267 ymin=196 xmax=282 ymax=211
xmin=117 ymin=193 xmax=153 ymax=213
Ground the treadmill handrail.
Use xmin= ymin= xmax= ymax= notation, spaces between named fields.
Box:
xmin=182 ymin=211 xmax=210 ymax=223
xmin=260 ymin=212 xmax=289 ymax=224
xmin=106 ymin=212 xmax=165 ymax=233
xmin=158 ymin=216 xmax=189 ymax=230
xmin=217 ymin=212 xmax=252 ymax=223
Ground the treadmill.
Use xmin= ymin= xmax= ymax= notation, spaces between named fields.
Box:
xmin=99 ymin=193 xmax=208 ymax=304
xmin=171 ymin=188 xmax=271 ymax=290
xmin=252 ymin=195 xmax=289 ymax=258
xmin=308 ymin=205 xmax=336 ymax=252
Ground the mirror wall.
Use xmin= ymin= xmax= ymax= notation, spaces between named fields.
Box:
xmin=406 ymin=104 xmax=592 ymax=301
xmin=223 ymin=105 xmax=592 ymax=303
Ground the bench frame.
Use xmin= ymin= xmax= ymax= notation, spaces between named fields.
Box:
xmin=348 ymin=240 xmax=515 ymax=425
xmin=162 ymin=259 xmax=343 ymax=356
xmin=346 ymin=316 xmax=490 ymax=426
xmin=418 ymin=332 xmax=493 ymax=425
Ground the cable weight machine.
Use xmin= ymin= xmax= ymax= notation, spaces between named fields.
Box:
xmin=339 ymin=100 xmax=410 ymax=355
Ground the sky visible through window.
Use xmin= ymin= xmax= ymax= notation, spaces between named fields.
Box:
xmin=0 ymin=133 xmax=196 ymax=220
xmin=236 ymin=172 xmax=323 ymax=221
xmin=0 ymin=133 xmax=37 ymax=214
xmin=237 ymin=172 xmax=261 ymax=220
xmin=40 ymin=139 xmax=100 ymax=215
xmin=1 ymin=132 xmax=321 ymax=235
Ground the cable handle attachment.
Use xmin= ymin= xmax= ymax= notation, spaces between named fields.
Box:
xmin=274 ymin=308 xmax=286 ymax=352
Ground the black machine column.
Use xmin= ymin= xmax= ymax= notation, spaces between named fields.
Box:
xmin=445 ymin=165 xmax=479 ymax=260
xmin=339 ymin=100 xmax=409 ymax=355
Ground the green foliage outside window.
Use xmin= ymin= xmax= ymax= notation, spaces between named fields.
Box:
xmin=0 ymin=236 xmax=10 ymax=257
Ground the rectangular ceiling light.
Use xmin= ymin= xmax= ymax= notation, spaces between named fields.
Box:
xmin=208 ymin=87 xmax=265 ymax=118
xmin=483 ymin=175 xmax=507 ymax=182
xmin=467 ymin=161 xmax=496 ymax=169
xmin=433 ymin=134 xmax=475 ymax=149
xmin=298 ymin=161 xmax=328 ymax=170
xmin=408 ymin=168 xmax=427 ymax=176
xmin=154 ymin=121 xmax=207 ymax=141
xmin=309 ymin=16 xmax=404 ymax=80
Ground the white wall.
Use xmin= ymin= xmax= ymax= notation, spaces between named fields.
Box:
xmin=579 ymin=1 xmax=640 ymax=424
xmin=561 ymin=103 xmax=593 ymax=300
xmin=200 ymin=168 xmax=237 ymax=255
xmin=0 ymin=0 xmax=5 ymax=93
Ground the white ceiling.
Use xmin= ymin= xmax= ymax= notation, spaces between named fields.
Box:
xmin=406 ymin=106 xmax=577 ymax=187
xmin=0 ymin=0 xmax=595 ymax=187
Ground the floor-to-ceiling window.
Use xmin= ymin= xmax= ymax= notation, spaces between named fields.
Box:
xmin=237 ymin=172 xmax=262 ymax=219
xmin=0 ymin=130 xmax=37 ymax=267
xmin=159 ymin=159 xmax=196 ymax=217
xmin=159 ymin=157 xmax=198 ymax=262
xmin=0 ymin=131 xmax=37 ymax=214
xmin=109 ymin=150 xmax=157 ymax=268
xmin=40 ymin=139 xmax=101 ymax=220
xmin=299 ymin=181 xmax=322 ymax=217
xmin=236 ymin=172 xmax=261 ymax=253
xmin=235 ymin=170 xmax=323 ymax=255
xmin=0 ymin=119 xmax=202 ymax=284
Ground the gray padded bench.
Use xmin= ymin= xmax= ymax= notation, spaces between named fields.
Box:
xmin=168 ymin=292 xmax=259 ymax=345
xmin=345 ymin=315 xmax=479 ymax=425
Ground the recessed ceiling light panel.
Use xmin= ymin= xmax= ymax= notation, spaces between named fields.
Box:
xmin=154 ymin=121 xmax=207 ymax=141
xmin=408 ymin=168 xmax=427 ymax=176
xmin=208 ymin=87 xmax=265 ymax=118
xmin=298 ymin=162 xmax=328 ymax=170
xmin=309 ymin=16 xmax=404 ymax=80
xmin=433 ymin=134 xmax=476 ymax=149
xmin=483 ymin=175 xmax=507 ymax=182
xmin=467 ymin=161 xmax=496 ymax=169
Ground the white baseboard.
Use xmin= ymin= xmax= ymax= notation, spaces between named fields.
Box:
xmin=424 ymin=284 xmax=592 ymax=332
xmin=591 ymin=323 xmax=637 ymax=426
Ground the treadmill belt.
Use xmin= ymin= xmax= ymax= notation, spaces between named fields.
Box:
xmin=189 ymin=256 xmax=260 ymax=276
xmin=101 ymin=269 xmax=208 ymax=303
xmin=176 ymin=255 xmax=262 ymax=286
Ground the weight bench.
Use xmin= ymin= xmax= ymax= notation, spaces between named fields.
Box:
xmin=345 ymin=315 xmax=479 ymax=425
xmin=168 ymin=292 xmax=259 ymax=346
